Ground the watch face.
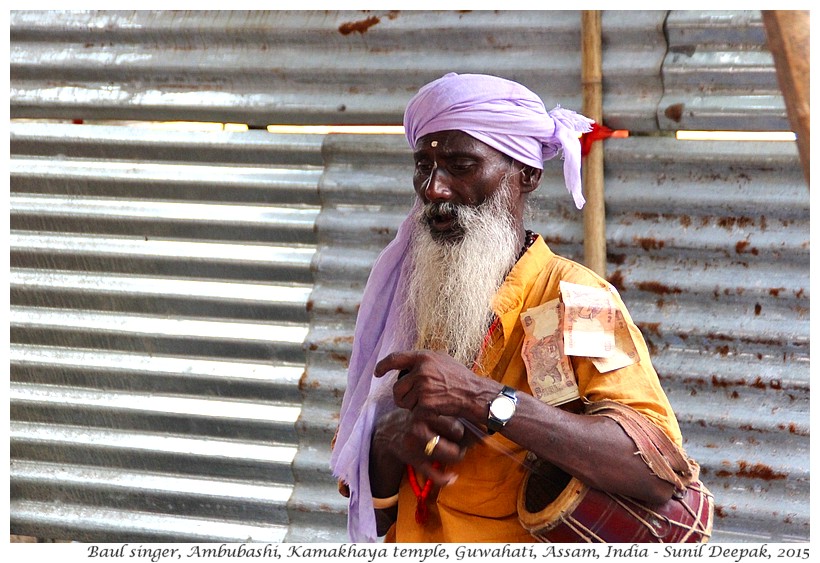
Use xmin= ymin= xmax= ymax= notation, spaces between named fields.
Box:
xmin=490 ymin=396 xmax=516 ymax=421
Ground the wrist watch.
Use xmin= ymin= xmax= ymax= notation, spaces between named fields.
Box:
xmin=487 ymin=385 xmax=518 ymax=435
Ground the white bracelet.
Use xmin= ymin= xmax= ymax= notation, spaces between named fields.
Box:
xmin=372 ymin=493 xmax=400 ymax=509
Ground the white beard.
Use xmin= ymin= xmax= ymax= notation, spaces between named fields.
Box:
xmin=402 ymin=179 xmax=521 ymax=367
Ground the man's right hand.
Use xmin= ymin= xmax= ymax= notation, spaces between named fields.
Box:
xmin=371 ymin=408 xmax=470 ymax=487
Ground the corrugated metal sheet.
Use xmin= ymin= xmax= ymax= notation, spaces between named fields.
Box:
xmin=9 ymin=8 xmax=785 ymax=132
xmin=9 ymin=8 xmax=807 ymax=545
xmin=9 ymin=122 xmax=328 ymax=542
xmin=309 ymin=132 xmax=809 ymax=543
xmin=10 ymin=10 xmax=667 ymax=130
xmin=660 ymin=10 xmax=788 ymax=131
xmin=600 ymin=138 xmax=809 ymax=542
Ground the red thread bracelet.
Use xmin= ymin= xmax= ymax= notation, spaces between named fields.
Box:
xmin=406 ymin=463 xmax=440 ymax=524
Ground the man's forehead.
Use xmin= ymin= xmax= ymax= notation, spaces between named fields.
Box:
xmin=413 ymin=130 xmax=499 ymax=156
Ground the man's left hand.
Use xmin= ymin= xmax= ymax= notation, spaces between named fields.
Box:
xmin=374 ymin=350 xmax=495 ymax=426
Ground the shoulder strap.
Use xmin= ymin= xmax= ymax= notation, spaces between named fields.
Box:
xmin=585 ymin=399 xmax=699 ymax=491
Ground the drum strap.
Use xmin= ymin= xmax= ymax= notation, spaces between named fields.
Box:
xmin=584 ymin=399 xmax=699 ymax=491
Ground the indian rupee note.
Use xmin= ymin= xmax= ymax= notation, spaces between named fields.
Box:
xmin=520 ymin=298 xmax=579 ymax=406
xmin=590 ymin=309 xmax=640 ymax=373
xmin=559 ymin=281 xmax=616 ymax=358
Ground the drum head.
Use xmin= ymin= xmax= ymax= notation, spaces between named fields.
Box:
xmin=518 ymin=458 xmax=587 ymax=535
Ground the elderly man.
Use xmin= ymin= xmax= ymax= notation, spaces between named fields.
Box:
xmin=331 ymin=73 xmax=701 ymax=543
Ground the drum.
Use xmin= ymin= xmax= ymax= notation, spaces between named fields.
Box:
xmin=517 ymin=459 xmax=714 ymax=543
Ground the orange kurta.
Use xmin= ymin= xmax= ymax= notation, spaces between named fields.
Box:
xmin=387 ymin=237 xmax=682 ymax=543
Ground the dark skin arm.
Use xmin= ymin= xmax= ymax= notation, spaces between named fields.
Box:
xmin=371 ymin=350 xmax=675 ymax=509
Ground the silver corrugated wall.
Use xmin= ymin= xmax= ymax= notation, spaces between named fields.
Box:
xmin=10 ymin=122 xmax=326 ymax=542
xmin=9 ymin=10 xmax=808 ymax=543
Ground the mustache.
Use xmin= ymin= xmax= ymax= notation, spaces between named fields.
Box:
xmin=422 ymin=201 xmax=459 ymax=220
xmin=422 ymin=201 xmax=486 ymax=227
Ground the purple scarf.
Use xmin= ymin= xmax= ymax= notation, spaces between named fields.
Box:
xmin=329 ymin=208 xmax=417 ymax=542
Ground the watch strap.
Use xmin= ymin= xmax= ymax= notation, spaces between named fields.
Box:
xmin=487 ymin=385 xmax=517 ymax=435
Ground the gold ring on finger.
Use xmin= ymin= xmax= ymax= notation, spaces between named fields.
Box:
xmin=424 ymin=435 xmax=441 ymax=457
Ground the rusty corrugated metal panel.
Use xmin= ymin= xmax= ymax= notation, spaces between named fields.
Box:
xmin=601 ymin=136 xmax=809 ymax=541
xmin=660 ymin=10 xmax=788 ymax=131
xmin=15 ymin=10 xmax=789 ymax=133
xmin=10 ymin=8 xmax=805 ymax=544
xmin=308 ymin=133 xmax=809 ymax=542
xmin=9 ymin=122 xmax=325 ymax=542
xmin=10 ymin=10 xmax=667 ymax=131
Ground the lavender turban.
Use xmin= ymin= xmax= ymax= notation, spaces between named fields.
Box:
xmin=404 ymin=72 xmax=594 ymax=209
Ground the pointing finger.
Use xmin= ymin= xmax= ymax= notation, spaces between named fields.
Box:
xmin=374 ymin=351 xmax=419 ymax=378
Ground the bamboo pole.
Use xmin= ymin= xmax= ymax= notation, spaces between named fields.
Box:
xmin=581 ymin=10 xmax=606 ymax=276
xmin=762 ymin=11 xmax=810 ymax=187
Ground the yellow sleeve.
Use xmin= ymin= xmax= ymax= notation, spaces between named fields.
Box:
xmin=571 ymin=293 xmax=683 ymax=446
xmin=540 ymin=254 xmax=682 ymax=446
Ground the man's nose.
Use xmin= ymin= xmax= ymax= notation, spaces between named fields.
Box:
xmin=422 ymin=167 xmax=453 ymax=203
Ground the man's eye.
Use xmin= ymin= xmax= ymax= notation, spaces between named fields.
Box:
xmin=450 ymin=161 xmax=474 ymax=173
xmin=415 ymin=162 xmax=433 ymax=174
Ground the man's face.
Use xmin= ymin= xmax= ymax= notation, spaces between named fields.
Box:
xmin=404 ymin=132 xmax=527 ymax=366
xmin=413 ymin=130 xmax=517 ymax=241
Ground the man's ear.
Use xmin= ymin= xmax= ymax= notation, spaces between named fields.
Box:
xmin=519 ymin=166 xmax=542 ymax=193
